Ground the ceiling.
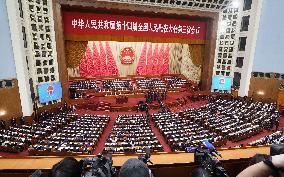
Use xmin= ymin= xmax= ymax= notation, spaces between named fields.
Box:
xmin=96 ymin=0 xmax=235 ymax=12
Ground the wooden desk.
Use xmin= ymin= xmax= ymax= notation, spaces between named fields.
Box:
xmin=0 ymin=146 xmax=270 ymax=170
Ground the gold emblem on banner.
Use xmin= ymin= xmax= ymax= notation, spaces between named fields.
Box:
xmin=120 ymin=47 xmax=135 ymax=64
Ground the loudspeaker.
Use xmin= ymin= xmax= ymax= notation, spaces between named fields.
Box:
xmin=252 ymin=72 xmax=258 ymax=77
xmin=265 ymin=73 xmax=271 ymax=78
xmin=4 ymin=80 xmax=13 ymax=87
xmin=280 ymin=83 xmax=284 ymax=91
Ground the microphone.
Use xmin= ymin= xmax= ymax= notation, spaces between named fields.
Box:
xmin=145 ymin=147 xmax=151 ymax=158
xmin=201 ymin=139 xmax=222 ymax=158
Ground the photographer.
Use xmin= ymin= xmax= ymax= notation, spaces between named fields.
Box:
xmin=50 ymin=157 xmax=82 ymax=177
xmin=50 ymin=154 xmax=115 ymax=177
xmin=191 ymin=140 xmax=228 ymax=177
xmin=119 ymin=158 xmax=151 ymax=177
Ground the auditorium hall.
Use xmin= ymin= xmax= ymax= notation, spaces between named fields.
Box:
xmin=0 ymin=0 xmax=284 ymax=177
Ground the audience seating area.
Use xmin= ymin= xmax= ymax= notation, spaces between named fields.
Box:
xmin=29 ymin=115 xmax=109 ymax=155
xmin=153 ymin=112 xmax=224 ymax=151
xmin=0 ymin=94 xmax=282 ymax=156
xmin=249 ymin=129 xmax=284 ymax=146
xmin=193 ymin=97 xmax=278 ymax=142
xmin=152 ymin=95 xmax=280 ymax=151
xmin=104 ymin=114 xmax=163 ymax=153
xmin=0 ymin=112 xmax=77 ymax=153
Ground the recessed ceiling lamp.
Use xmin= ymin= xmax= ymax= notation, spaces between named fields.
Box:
xmin=0 ymin=110 xmax=6 ymax=116
xmin=257 ymin=91 xmax=265 ymax=95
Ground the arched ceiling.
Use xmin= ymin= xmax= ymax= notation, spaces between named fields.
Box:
xmin=96 ymin=0 xmax=234 ymax=12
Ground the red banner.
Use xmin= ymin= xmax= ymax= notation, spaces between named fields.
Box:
xmin=63 ymin=12 xmax=207 ymax=40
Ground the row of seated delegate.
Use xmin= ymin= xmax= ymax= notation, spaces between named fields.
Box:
xmin=69 ymin=76 xmax=188 ymax=91
xmin=152 ymin=95 xmax=280 ymax=151
xmin=69 ymin=76 xmax=188 ymax=99
xmin=249 ymin=129 xmax=284 ymax=146
xmin=0 ymin=112 xmax=77 ymax=153
xmin=102 ymin=80 xmax=133 ymax=90
xmin=69 ymin=80 xmax=97 ymax=90
xmin=29 ymin=115 xmax=109 ymax=155
xmin=135 ymin=78 xmax=167 ymax=89
xmin=164 ymin=76 xmax=189 ymax=88
xmin=152 ymin=112 xmax=224 ymax=151
xmin=104 ymin=114 xmax=163 ymax=153
xmin=197 ymin=98 xmax=279 ymax=142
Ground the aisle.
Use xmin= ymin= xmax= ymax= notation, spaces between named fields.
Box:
xmin=149 ymin=117 xmax=172 ymax=152
xmin=92 ymin=113 xmax=117 ymax=154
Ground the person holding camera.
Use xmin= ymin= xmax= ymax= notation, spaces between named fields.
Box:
xmin=50 ymin=157 xmax=82 ymax=177
xmin=50 ymin=153 xmax=153 ymax=177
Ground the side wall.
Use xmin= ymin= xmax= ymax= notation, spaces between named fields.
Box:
xmin=0 ymin=0 xmax=16 ymax=80
xmin=249 ymin=0 xmax=284 ymax=102
xmin=253 ymin=0 xmax=284 ymax=73
xmin=0 ymin=0 xmax=23 ymax=121
xmin=0 ymin=80 xmax=23 ymax=121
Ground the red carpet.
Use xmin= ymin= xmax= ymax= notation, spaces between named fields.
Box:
xmin=93 ymin=112 xmax=116 ymax=155
xmin=149 ymin=117 xmax=172 ymax=152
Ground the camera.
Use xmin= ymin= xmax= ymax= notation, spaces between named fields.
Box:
xmin=138 ymin=147 xmax=154 ymax=177
xmin=138 ymin=147 xmax=153 ymax=165
xmin=81 ymin=153 xmax=117 ymax=177
xmin=194 ymin=148 xmax=228 ymax=177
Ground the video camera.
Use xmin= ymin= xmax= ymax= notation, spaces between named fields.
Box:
xmin=191 ymin=139 xmax=228 ymax=177
xmin=81 ymin=153 xmax=117 ymax=177
xmin=138 ymin=147 xmax=154 ymax=177
xmin=194 ymin=148 xmax=228 ymax=177
xmin=138 ymin=147 xmax=153 ymax=165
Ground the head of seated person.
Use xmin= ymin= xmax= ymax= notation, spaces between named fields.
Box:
xmin=119 ymin=158 xmax=151 ymax=177
xmin=50 ymin=157 xmax=82 ymax=177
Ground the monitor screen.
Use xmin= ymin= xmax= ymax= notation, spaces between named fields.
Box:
xmin=38 ymin=82 xmax=62 ymax=104
xmin=211 ymin=76 xmax=232 ymax=91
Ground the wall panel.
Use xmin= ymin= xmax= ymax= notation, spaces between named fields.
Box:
xmin=248 ymin=77 xmax=284 ymax=102
xmin=0 ymin=80 xmax=22 ymax=121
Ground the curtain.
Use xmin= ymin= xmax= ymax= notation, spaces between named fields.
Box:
xmin=66 ymin=41 xmax=204 ymax=83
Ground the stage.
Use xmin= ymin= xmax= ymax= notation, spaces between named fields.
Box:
xmin=69 ymin=89 xmax=208 ymax=112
